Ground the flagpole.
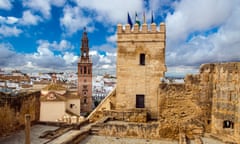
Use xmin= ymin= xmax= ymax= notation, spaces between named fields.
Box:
xmin=143 ymin=11 xmax=146 ymax=24
xmin=151 ymin=11 xmax=154 ymax=24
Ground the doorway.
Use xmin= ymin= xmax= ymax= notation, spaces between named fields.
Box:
xmin=136 ymin=95 xmax=145 ymax=108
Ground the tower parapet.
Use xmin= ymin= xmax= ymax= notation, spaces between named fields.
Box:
xmin=117 ymin=23 xmax=166 ymax=42
xmin=117 ymin=23 xmax=166 ymax=33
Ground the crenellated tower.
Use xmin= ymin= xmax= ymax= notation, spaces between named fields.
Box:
xmin=78 ymin=28 xmax=93 ymax=114
xmin=116 ymin=23 xmax=166 ymax=119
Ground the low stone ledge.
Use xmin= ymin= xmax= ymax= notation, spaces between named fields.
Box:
xmin=102 ymin=109 xmax=147 ymax=122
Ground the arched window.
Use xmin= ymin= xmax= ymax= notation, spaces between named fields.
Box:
xmin=84 ymin=98 xmax=87 ymax=104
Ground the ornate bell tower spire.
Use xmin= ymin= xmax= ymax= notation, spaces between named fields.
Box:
xmin=78 ymin=28 xmax=93 ymax=114
xmin=81 ymin=27 xmax=89 ymax=59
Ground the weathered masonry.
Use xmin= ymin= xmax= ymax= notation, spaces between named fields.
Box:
xmin=116 ymin=23 xmax=166 ymax=119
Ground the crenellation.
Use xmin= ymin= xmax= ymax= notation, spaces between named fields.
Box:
xmin=142 ymin=23 xmax=148 ymax=32
xmin=117 ymin=23 xmax=165 ymax=34
xmin=125 ymin=24 xmax=131 ymax=33
xmin=151 ymin=23 xmax=157 ymax=32
xmin=160 ymin=22 xmax=166 ymax=32
xmin=133 ymin=24 xmax=139 ymax=33
xmin=117 ymin=24 xmax=122 ymax=33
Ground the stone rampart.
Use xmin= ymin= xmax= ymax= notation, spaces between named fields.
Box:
xmin=0 ymin=91 xmax=40 ymax=136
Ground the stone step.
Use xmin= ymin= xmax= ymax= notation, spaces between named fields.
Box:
xmin=90 ymin=125 xmax=101 ymax=135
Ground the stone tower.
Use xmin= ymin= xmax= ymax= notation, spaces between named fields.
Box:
xmin=78 ymin=28 xmax=93 ymax=114
xmin=116 ymin=23 xmax=166 ymax=119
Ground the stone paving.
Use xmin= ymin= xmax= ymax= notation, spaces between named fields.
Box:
xmin=79 ymin=135 xmax=178 ymax=144
xmin=201 ymin=137 xmax=224 ymax=144
xmin=79 ymin=135 xmax=226 ymax=144
xmin=0 ymin=124 xmax=226 ymax=144
xmin=0 ymin=124 xmax=59 ymax=144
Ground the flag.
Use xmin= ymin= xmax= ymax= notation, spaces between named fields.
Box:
xmin=135 ymin=12 xmax=141 ymax=26
xmin=127 ymin=12 xmax=133 ymax=28
xmin=151 ymin=11 xmax=154 ymax=23
xmin=143 ymin=11 xmax=146 ymax=24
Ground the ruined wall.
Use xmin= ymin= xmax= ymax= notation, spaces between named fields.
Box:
xmin=157 ymin=62 xmax=240 ymax=141
xmin=0 ymin=91 xmax=40 ymax=136
xmin=116 ymin=23 xmax=166 ymax=119
xmin=102 ymin=109 xmax=147 ymax=122
xmin=158 ymin=83 xmax=204 ymax=139
xmin=207 ymin=63 xmax=240 ymax=142
xmin=94 ymin=122 xmax=160 ymax=139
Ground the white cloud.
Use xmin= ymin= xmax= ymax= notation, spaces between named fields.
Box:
xmin=74 ymin=0 xmax=143 ymax=24
xmin=20 ymin=10 xmax=42 ymax=25
xmin=26 ymin=40 xmax=70 ymax=69
xmin=22 ymin=0 xmax=66 ymax=19
xmin=63 ymin=52 xmax=78 ymax=65
xmin=53 ymin=40 xmax=74 ymax=51
xmin=89 ymin=50 xmax=98 ymax=56
xmin=99 ymin=55 xmax=111 ymax=63
xmin=0 ymin=0 xmax=12 ymax=10
xmin=106 ymin=33 xmax=117 ymax=43
xmin=6 ymin=16 xmax=19 ymax=24
xmin=37 ymin=39 xmax=74 ymax=53
xmin=0 ymin=16 xmax=19 ymax=25
xmin=36 ymin=40 xmax=54 ymax=56
xmin=166 ymin=0 xmax=235 ymax=42
xmin=60 ymin=5 xmax=93 ymax=35
xmin=50 ymin=0 xmax=66 ymax=7
xmin=166 ymin=65 xmax=198 ymax=77
xmin=165 ymin=0 xmax=240 ymax=76
xmin=0 ymin=43 xmax=26 ymax=67
xmin=23 ymin=0 xmax=51 ymax=18
xmin=0 ymin=25 xmax=22 ymax=37
xmin=89 ymin=44 xmax=116 ymax=73
xmin=0 ymin=41 xmax=77 ymax=72
xmin=60 ymin=0 xmax=144 ymax=35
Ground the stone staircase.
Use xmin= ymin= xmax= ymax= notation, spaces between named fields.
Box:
xmin=90 ymin=125 xmax=101 ymax=135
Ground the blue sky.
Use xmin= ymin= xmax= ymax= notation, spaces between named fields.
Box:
xmin=0 ymin=0 xmax=240 ymax=76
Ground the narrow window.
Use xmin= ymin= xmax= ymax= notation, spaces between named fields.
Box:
xmin=83 ymin=85 xmax=87 ymax=89
xmin=88 ymin=67 xmax=91 ymax=74
xmin=70 ymin=104 xmax=75 ymax=108
xmin=84 ymin=98 xmax=87 ymax=104
xmin=223 ymin=120 xmax=234 ymax=129
xmin=207 ymin=120 xmax=211 ymax=124
xmin=140 ymin=53 xmax=145 ymax=65
xmin=84 ymin=66 xmax=87 ymax=74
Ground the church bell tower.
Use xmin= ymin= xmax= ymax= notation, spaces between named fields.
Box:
xmin=78 ymin=28 xmax=93 ymax=114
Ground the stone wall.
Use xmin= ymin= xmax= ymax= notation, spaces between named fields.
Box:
xmin=95 ymin=121 xmax=160 ymax=139
xmin=102 ymin=109 xmax=147 ymax=122
xmin=158 ymin=83 xmax=204 ymax=139
xmin=116 ymin=23 xmax=166 ymax=119
xmin=205 ymin=63 xmax=240 ymax=142
xmin=0 ymin=91 xmax=40 ymax=136
xmin=157 ymin=62 xmax=240 ymax=141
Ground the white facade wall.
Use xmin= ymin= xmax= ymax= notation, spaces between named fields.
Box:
xmin=40 ymin=101 xmax=66 ymax=122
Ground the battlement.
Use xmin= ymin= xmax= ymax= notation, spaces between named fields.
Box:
xmin=117 ymin=23 xmax=166 ymax=42
xmin=200 ymin=62 xmax=240 ymax=73
xmin=117 ymin=22 xmax=165 ymax=34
